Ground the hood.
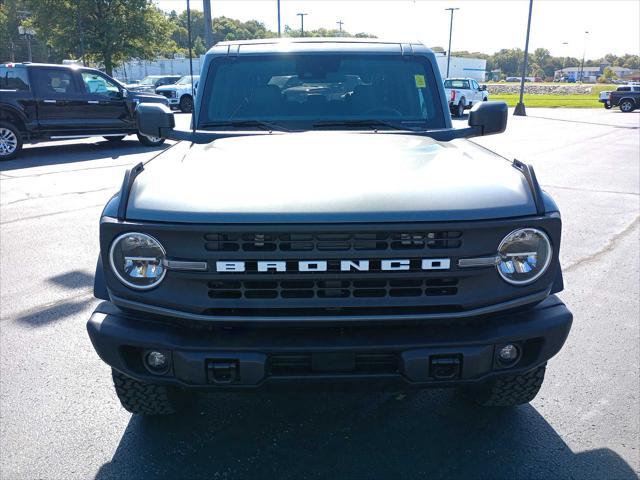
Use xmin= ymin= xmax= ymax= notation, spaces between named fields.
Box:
xmin=126 ymin=132 xmax=536 ymax=223
xmin=128 ymin=91 xmax=168 ymax=104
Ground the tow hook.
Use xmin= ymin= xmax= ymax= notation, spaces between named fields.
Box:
xmin=207 ymin=360 xmax=239 ymax=384
xmin=430 ymin=356 xmax=461 ymax=380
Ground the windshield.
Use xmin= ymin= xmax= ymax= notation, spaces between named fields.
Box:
xmin=444 ymin=79 xmax=469 ymax=89
xmin=200 ymin=54 xmax=445 ymax=130
xmin=177 ymin=75 xmax=198 ymax=85
xmin=138 ymin=76 xmax=157 ymax=85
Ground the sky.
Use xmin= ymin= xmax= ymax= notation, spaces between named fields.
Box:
xmin=155 ymin=0 xmax=640 ymax=59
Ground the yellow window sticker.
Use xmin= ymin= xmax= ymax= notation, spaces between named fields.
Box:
xmin=414 ymin=74 xmax=426 ymax=88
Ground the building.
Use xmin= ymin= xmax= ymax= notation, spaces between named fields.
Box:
xmin=554 ymin=65 xmax=633 ymax=83
xmin=434 ymin=53 xmax=487 ymax=81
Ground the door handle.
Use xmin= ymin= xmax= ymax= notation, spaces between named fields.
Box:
xmin=43 ymin=99 xmax=57 ymax=104
xmin=87 ymin=100 xmax=99 ymax=104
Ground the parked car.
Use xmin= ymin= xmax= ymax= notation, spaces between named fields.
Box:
xmin=126 ymin=75 xmax=181 ymax=94
xmin=155 ymin=75 xmax=199 ymax=113
xmin=87 ymin=38 xmax=572 ymax=416
xmin=444 ymin=77 xmax=489 ymax=117
xmin=0 ymin=62 xmax=169 ymax=160
xmin=609 ymin=85 xmax=640 ymax=112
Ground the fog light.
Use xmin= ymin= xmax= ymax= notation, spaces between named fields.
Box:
xmin=497 ymin=344 xmax=520 ymax=365
xmin=146 ymin=350 xmax=168 ymax=371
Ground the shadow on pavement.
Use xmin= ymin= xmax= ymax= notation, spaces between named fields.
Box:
xmin=0 ymin=139 xmax=168 ymax=172
xmin=94 ymin=389 xmax=637 ymax=479
xmin=14 ymin=270 xmax=94 ymax=327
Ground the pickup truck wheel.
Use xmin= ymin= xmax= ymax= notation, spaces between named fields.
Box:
xmin=463 ymin=364 xmax=546 ymax=407
xmin=604 ymin=101 xmax=612 ymax=109
xmin=112 ymin=369 xmax=190 ymax=415
xmin=0 ymin=122 xmax=22 ymax=160
xmin=454 ymin=101 xmax=465 ymax=118
xmin=619 ymin=100 xmax=634 ymax=112
xmin=136 ymin=133 xmax=166 ymax=147
xmin=179 ymin=95 xmax=194 ymax=113
xmin=103 ymin=135 xmax=126 ymax=142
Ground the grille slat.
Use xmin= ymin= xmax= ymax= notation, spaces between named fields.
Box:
xmin=208 ymin=278 xmax=458 ymax=300
xmin=204 ymin=230 xmax=462 ymax=252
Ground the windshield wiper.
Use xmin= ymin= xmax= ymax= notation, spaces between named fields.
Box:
xmin=312 ymin=119 xmax=413 ymax=131
xmin=200 ymin=120 xmax=291 ymax=132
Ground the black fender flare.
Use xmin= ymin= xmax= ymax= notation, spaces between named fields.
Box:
xmin=94 ymin=254 xmax=109 ymax=300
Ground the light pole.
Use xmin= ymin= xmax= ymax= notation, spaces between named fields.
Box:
xmin=297 ymin=13 xmax=308 ymax=37
xmin=514 ymin=0 xmax=533 ymax=117
xmin=579 ymin=30 xmax=589 ymax=82
xmin=203 ymin=0 xmax=213 ymax=48
xmin=277 ymin=0 xmax=281 ymax=37
xmin=445 ymin=7 xmax=459 ymax=78
xmin=561 ymin=41 xmax=569 ymax=75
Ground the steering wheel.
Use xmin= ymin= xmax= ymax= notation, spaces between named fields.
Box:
xmin=363 ymin=107 xmax=403 ymax=117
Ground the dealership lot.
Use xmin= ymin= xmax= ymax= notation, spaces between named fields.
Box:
xmin=1 ymin=109 xmax=638 ymax=479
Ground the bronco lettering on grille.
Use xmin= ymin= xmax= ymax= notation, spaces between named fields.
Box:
xmin=215 ymin=259 xmax=451 ymax=273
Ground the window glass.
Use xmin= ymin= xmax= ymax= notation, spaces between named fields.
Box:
xmin=36 ymin=69 xmax=79 ymax=95
xmin=81 ymin=72 xmax=120 ymax=96
xmin=0 ymin=67 xmax=30 ymax=91
xmin=471 ymin=80 xmax=479 ymax=90
xmin=201 ymin=54 xmax=445 ymax=129
xmin=444 ymin=79 xmax=468 ymax=89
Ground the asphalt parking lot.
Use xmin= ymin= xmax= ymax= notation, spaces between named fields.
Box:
xmin=1 ymin=109 xmax=639 ymax=479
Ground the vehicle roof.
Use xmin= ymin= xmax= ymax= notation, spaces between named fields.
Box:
xmin=207 ymin=37 xmax=431 ymax=55
xmin=143 ymin=74 xmax=181 ymax=78
xmin=1 ymin=62 xmax=95 ymax=70
xmin=445 ymin=77 xmax=474 ymax=81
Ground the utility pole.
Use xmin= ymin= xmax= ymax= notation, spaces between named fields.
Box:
xmin=579 ymin=31 xmax=589 ymax=82
xmin=277 ymin=0 xmax=281 ymax=37
xmin=514 ymin=0 xmax=533 ymax=116
xmin=561 ymin=41 xmax=568 ymax=79
xmin=297 ymin=13 xmax=307 ymax=37
xmin=337 ymin=20 xmax=344 ymax=33
xmin=445 ymin=7 xmax=459 ymax=78
xmin=203 ymin=0 xmax=213 ymax=49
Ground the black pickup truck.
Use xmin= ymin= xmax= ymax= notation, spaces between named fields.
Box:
xmin=609 ymin=85 xmax=640 ymax=112
xmin=0 ymin=63 xmax=169 ymax=160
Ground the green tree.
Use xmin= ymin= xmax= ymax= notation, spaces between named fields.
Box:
xmin=25 ymin=0 xmax=178 ymax=75
xmin=598 ymin=66 xmax=618 ymax=83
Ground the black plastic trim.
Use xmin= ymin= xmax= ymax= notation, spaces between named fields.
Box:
xmin=116 ymin=162 xmax=144 ymax=221
xmin=513 ymin=159 xmax=545 ymax=216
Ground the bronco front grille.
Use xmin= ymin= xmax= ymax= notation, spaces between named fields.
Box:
xmin=204 ymin=231 xmax=462 ymax=252
xmin=208 ymin=278 xmax=458 ymax=300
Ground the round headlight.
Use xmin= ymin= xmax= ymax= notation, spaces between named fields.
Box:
xmin=109 ymin=233 xmax=166 ymax=290
xmin=496 ymin=228 xmax=552 ymax=285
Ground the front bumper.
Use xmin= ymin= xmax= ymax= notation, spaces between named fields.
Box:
xmin=87 ymin=296 xmax=572 ymax=390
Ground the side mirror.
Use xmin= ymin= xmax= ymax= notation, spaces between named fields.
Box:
xmin=480 ymin=84 xmax=487 ymax=91
xmin=136 ymin=103 xmax=175 ymax=138
xmin=468 ymin=101 xmax=507 ymax=136
xmin=121 ymin=89 xmax=128 ymax=98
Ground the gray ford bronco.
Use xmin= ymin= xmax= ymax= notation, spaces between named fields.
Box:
xmin=87 ymin=38 xmax=573 ymax=415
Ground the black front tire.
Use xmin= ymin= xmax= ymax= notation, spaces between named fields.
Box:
xmin=103 ymin=135 xmax=126 ymax=142
xmin=604 ymin=102 xmax=612 ymax=109
xmin=463 ymin=364 xmax=546 ymax=407
xmin=112 ymin=369 xmax=190 ymax=415
xmin=619 ymin=100 xmax=634 ymax=112
xmin=136 ymin=133 xmax=166 ymax=147
xmin=179 ymin=95 xmax=194 ymax=113
xmin=0 ymin=121 xmax=23 ymax=160
xmin=455 ymin=101 xmax=465 ymax=118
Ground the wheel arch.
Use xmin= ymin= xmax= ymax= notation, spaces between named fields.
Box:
xmin=0 ymin=105 xmax=28 ymax=133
